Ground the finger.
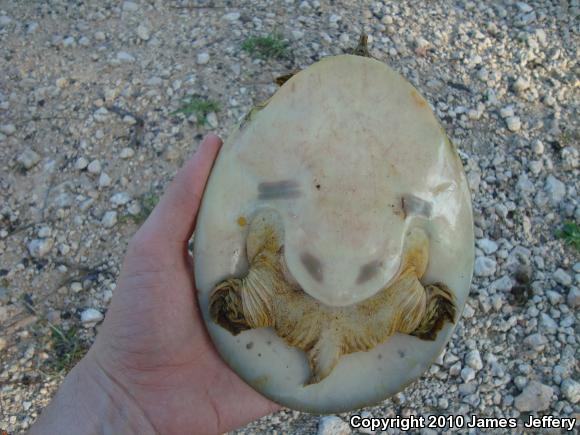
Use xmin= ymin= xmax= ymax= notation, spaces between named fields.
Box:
xmin=139 ymin=134 xmax=222 ymax=245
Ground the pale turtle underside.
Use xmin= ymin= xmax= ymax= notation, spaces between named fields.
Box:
xmin=193 ymin=43 xmax=474 ymax=413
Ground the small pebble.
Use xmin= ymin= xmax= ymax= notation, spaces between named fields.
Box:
xmin=506 ymin=116 xmax=521 ymax=132
xmin=17 ymin=148 xmax=41 ymax=169
xmin=81 ymin=308 xmax=104 ymax=327
xmin=87 ymin=160 xmax=101 ymax=174
xmin=514 ymin=381 xmax=553 ymax=412
xmin=117 ymin=51 xmax=136 ymax=63
xmin=75 ymin=157 xmax=89 ymax=170
xmin=561 ymin=379 xmax=580 ymax=404
xmin=101 ymin=211 xmax=118 ymax=228
xmin=0 ymin=124 xmax=16 ymax=135
xmin=197 ymin=52 xmax=210 ymax=65
xmin=137 ymin=24 xmax=150 ymax=41
xmin=27 ymin=239 xmax=53 ymax=258
xmin=317 ymin=416 xmax=351 ymax=435
xmin=474 ymin=256 xmax=496 ymax=277
xmin=544 ymin=175 xmax=566 ymax=204
xmin=99 ymin=172 xmax=112 ymax=188
xmin=567 ymin=287 xmax=580 ymax=308
xmin=553 ymin=269 xmax=572 ymax=287
xmin=465 ymin=350 xmax=483 ymax=371
xmin=476 ymin=238 xmax=498 ymax=255
xmin=110 ymin=192 xmax=131 ymax=206
xmin=120 ymin=147 xmax=135 ymax=159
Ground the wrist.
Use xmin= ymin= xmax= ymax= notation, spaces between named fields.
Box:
xmin=29 ymin=351 xmax=157 ymax=435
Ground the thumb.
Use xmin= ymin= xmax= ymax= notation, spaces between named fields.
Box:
xmin=136 ymin=134 xmax=222 ymax=247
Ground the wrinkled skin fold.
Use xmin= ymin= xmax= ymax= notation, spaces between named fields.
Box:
xmin=209 ymin=214 xmax=456 ymax=385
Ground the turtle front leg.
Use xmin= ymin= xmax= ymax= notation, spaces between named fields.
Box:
xmin=209 ymin=212 xmax=282 ymax=335
xmin=410 ymin=283 xmax=456 ymax=340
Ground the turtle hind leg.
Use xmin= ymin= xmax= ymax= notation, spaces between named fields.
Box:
xmin=209 ymin=279 xmax=251 ymax=335
xmin=411 ymin=283 xmax=456 ymax=341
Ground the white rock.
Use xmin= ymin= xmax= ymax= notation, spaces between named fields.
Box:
xmin=17 ymin=148 xmax=41 ymax=169
xmin=544 ymin=175 xmax=566 ymax=204
xmin=206 ymin=112 xmax=219 ymax=128
xmin=506 ymin=116 xmax=521 ymax=132
xmin=553 ymin=269 xmax=572 ymax=286
xmin=490 ymin=275 xmax=513 ymax=292
xmin=94 ymin=107 xmax=109 ymax=122
xmin=545 ymin=290 xmax=563 ymax=305
xmin=532 ymin=139 xmax=544 ymax=155
xmin=540 ymin=313 xmax=558 ymax=334
xmin=567 ymin=287 xmax=580 ymax=308
xmin=561 ymin=379 xmax=580 ymax=404
xmin=70 ymin=282 xmax=83 ymax=293
xmin=329 ymin=14 xmax=341 ymax=24
xmin=38 ymin=227 xmax=51 ymax=238
xmin=475 ymin=256 xmax=496 ymax=277
xmin=197 ymin=52 xmax=210 ymax=65
xmin=99 ymin=172 xmax=112 ymax=188
xmin=75 ymin=157 xmax=89 ymax=170
xmin=499 ymin=106 xmax=514 ymax=118
xmin=514 ymin=381 xmax=553 ymax=412
xmin=62 ymin=36 xmax=76 ymax=48
xmin=516 ymin=2 xmax=533 ymax=13
xmin=0 ymin=124 xmax=16 ymax=135
xmin=81 ymin=308 xmax=104 ymax=326
xmin=56 ymin=77 xmax=68 ymax=89
xmin=462 ymin=304 xmax=475 ymax=319
xmin=87 ymin=160 xmax=101 ymax=174
xmin=516 ymin=174 xmax=534 ymax=192
xmin=513 ymin=77 xmax=530 ymax=92
xmin=95 ymin=31 xmax=106 ymax=41
xmin=117 ymin=51 xmax=136 ymax=63
xmin=59 ymin=243 xmax=70 ymax=256
xmin=460 ymin=367 xmax=475 ymax=382
xmin=101 ymin=211 xmax=118 ymax=228
xmin=0 ymin=15 xmax=12 ymax=26
xmin=465 ymin=350 xmax=483 ymax=371
xmin=477 ymin=238 xmax=498 ymax=255
xmin=27 ymin=22 xmax=39 ymax=33
xmin=223 ymin=12 xmax=240 ymax=21
xmin=136 ymin=24 xmax=150 ymax=41
xmin=120 ymin=147 xmax=135 ymax=159
xmin=524 ymin=333 xmax=548 ymax=350
xmin=122 ymin=1 xmax=139 ymax=12
xmin=27 ymin=239 xmax=54 ymax=258
xmin=292 ymin=30 xmax=304 ymax=40
xmin=317 ymin=416 xmax=351 ymax=435
xmin=111 ymin=192 xmax=131 ymax=207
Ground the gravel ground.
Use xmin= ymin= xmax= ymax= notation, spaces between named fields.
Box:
xmin=1 ymin=0 xmax=579 ymax=434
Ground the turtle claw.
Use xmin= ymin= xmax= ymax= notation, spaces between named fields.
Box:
xmin=411 ymin=283 xmax=456 ymax=341
xmin=209 ymin=279 xmax=251 ymax=336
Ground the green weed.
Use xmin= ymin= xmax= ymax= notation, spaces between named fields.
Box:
xmin=119 ymin=192 xmax=159 ymax=225
xmin=242 ymin=33 xmax=289 ymax=59
xmin=557 ymin=221 xmax=580 ymax=251
xmin=47 ymin=325 xmax=86 ymax=373
xmin=171 ymin=97 xmax=219 ymax=124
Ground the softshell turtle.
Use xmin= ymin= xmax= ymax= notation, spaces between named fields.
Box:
xmin=194 ymin=37 xmax=474 ymax=413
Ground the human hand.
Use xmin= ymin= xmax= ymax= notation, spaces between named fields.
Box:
xmin=29 ymin=134 xmax=279 ymax=435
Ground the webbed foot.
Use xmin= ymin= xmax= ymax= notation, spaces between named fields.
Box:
xmin=209 ymin=279 xmax=251 ymax=335
xmin=411 ymin=283 xmax=456 ymax=340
